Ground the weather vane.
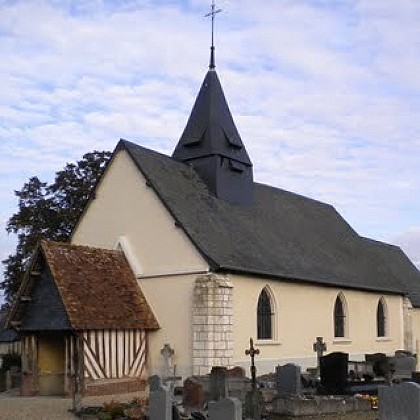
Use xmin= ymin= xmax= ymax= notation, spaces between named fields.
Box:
xmin=205 ymin=0 xmax=222 ymax=69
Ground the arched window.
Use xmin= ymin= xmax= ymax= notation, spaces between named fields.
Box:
xmin=257 ymin=288 xmax=273 ymax=340
xmin=334 ymin=294 xmax=347 ymax=338
xmin=377 ymin=298 xmax=388 ymax=337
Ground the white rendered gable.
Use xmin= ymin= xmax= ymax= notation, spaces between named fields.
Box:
xmin=71 ymin=149 xmax=208 ymax=276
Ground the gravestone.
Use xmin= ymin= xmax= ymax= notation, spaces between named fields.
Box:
xmin=149 ymin=375 xmax=162 ymax=392
xmin=149 ymin=375 xmax=172 ymax=420
xmin=209 ymin=366 xmax=228 ymax=401
xmin=393 ymin=350 xmax=416 ymax=379
xmin=161 ymin=343 xmax=175 ymax=376
xmin=208 ymin=397 xmax=242 ymax=420
xmin=244 ymin=388 xmax=264 ymax=420
xmin=313 ymin=337 xmax=327 ymax=379
xmin=276 ymin=363 xmax=302 ymax=396
xmin=379 ymin=382 xmax=420 ymax=420
xmin=320 ymin=352 xmax=348 ymax=395
xmin=412 ymin=371 xmax=420 ymax=384
xmin=183 ymin=377 xmax=205 ymax=409
xmin=365 ymin=352 xmax=388 ymax=376
xmin=227 ymin=366 xmax=246 ymax=378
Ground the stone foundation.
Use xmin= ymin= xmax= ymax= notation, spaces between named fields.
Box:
xmin=84 ymin=377 xmax=147 ymax=397
xmin=272 ymin=395 xmax=371 ymax=417
xmin=20 ymin=371 xmax=38 ymax=397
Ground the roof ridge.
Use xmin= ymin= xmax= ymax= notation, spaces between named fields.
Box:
xmin=42 ymin=240 xmax=123 ymax=255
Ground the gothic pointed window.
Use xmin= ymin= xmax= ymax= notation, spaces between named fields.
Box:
xmin=377 ymin=298 xmax=387 ymax=337
xmin=334 ymin=294 xmax=347 ymax=338
xmin=257 ymin=287 xmax=273 ymax=340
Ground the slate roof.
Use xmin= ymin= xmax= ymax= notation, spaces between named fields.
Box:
xmin=10 ymin=241 xmax=159 ymax=331
xmin=117 ymin=139 xmax=420 ymax=307
xmin=0 ymin=328 xmax=19 ymax=343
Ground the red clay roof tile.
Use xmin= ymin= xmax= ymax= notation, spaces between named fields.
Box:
xmin=40 ymin=241 xmax=159 ymax=330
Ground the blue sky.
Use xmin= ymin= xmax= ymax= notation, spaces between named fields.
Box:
xmin=1 ymin=0 xmax=420 ymax=301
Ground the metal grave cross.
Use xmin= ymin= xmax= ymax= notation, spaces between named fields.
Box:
xmin=245 ymin=337 xmax=260 ymax=389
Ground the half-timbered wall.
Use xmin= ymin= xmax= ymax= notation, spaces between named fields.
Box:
xmin=81 ymin=329 xmax=146 ymax=380
xmin=0 ymin=341 xmax=21 ymax=357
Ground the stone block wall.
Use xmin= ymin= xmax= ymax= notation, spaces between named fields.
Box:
xmin=193 ymin=274 xmax=234 ymax=375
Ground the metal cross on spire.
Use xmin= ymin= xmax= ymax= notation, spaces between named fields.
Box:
xmin=205 ymin=0 xmax=222 ymax=69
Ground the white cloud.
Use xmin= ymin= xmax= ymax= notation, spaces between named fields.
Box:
xmin=1 ymin=0 xmax=420 ymax=283
xmin=392 ymin=228 xmax=420 ymax=269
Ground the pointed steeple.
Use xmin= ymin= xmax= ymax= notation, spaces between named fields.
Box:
xmin=172 ymin=69 xmax=254 ymax=205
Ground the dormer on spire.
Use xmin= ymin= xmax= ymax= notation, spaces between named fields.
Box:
xmin=172 ymin=69 xmax=254 ymax=206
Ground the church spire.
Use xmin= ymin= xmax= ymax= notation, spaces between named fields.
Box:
xmin=172 ymin=3 xmax=254 ymax=206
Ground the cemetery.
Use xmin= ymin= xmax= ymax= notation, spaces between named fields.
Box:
xmin=69 ymin=338 xmax=420 ymax=419
xmin=163 ymin=337 xmax=420 ymax=419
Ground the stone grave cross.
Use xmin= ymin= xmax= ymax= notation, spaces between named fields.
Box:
xmin=245 ymin=337 xmax=260 ymax=390
xmin=161 ymin=343 xmax=175 ymax=377
xmin=313 ymin=336 xmax=327 ymax=379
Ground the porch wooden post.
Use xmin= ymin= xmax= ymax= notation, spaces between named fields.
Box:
xmin=72 ymin=333 xmax=85 ymax=412
xmin=31 ymin=335 xmax=38 ymax=393
xmin=64 ymin=336 xmax=69 ymax=395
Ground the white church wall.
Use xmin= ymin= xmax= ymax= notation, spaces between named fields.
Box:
xmin=71 ymin=149 xmax=208 ymax=276
xmin=138 ymin=273 xmax=198 ymax=379
xmin=232 ymin=274 xmax=404 ymax=374
xmin=411 ymin=307 xmax=420 ymax=354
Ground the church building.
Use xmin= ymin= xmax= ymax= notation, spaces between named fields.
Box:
xmin=9 ymin=43 xmax=420 ymax=395
xmin=70 ymin=51 xmax=420 ymax=376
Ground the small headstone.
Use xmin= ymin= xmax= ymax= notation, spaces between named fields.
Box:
xmin=244 ymin=389 xmax=264 ymax=420
xmin=379 ymin=382 xmax=420 ymax=420
xmin=365 ymin=352 xmax=387 ymax=376
xmin=412 ymin=371 xmax=420 ymax=384
xmin=149 ymin=375 xmax=163 ymax=392
xmin=208 ymin=397 xmax=242 ymax=420
xmin=209 ymin=366 xmax=228 ymax=401
xmin=172 ymin=405 xmax=183 ymax=420
xmin=320 ymin=352 xmax=348 ymax=395
xmin=183 ymin=377 xmax=205 ymax=410
xmin=227 ymin=366 xmax=246 ymax=378
xmin=149 ymin=376 xmax=172 ymax=420
xmin=276 ymin=363 xmax=302 ymax=396
xmin=393 ymin=351 xmax=416 ymax=379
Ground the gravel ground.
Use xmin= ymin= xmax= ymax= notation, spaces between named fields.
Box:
xmin=0 ymin=393 xmax=76 ymax=420
xmin=268 ymin=411 xmax=378 ymax=420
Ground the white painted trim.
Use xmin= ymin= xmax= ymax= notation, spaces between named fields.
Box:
xmin=255 ymin=340 xmax=282 ymax=346
xmin=137 ymin=269 xmax=209 ymax=279
xmin=115 ymin=236 xmax=144 ymax=276
xmin=332 ymin=338 xmax=352 ymax=344
xmin=375 ymin=337 xmax=392 ymax=342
